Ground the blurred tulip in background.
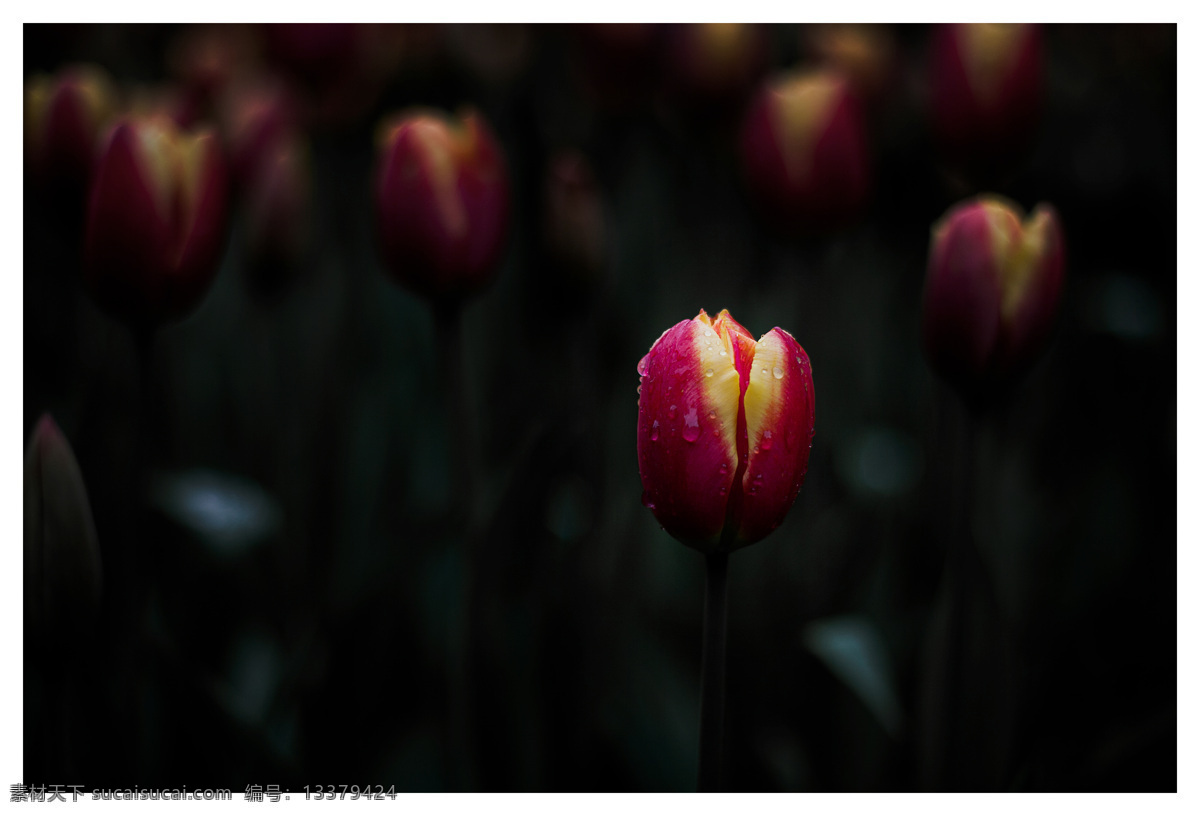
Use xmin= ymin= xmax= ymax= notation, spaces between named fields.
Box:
xmin=25 ymin=414 xmax=102 ymax=644
xmin=25 ymin=63 xmax=117 ymax=198
xmin=922 ymin=195 xmax=1065 ymax=401
xmin=740 ymin=69 xmax=870 ymax=233
xmin=929 ymin=23 xmax=1043 ymax=169
xmin=373 ymin=108 xmax=510 ymax=303
xmin=83 ymin=115 xmax=230 ymax=328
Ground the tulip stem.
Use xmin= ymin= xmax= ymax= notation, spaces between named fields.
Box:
xmin=434 ymin=302 xmax=481 ymax=791
xmin=698 ymin=551 xmax=730 ymax=792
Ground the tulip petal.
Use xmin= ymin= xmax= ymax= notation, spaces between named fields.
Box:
xmin=637 ymin=313 xmax=741 ymax=550
xmin=738 ymin=328 xmax=815 ymax=545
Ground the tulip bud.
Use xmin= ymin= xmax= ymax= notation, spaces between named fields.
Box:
xmin=217 ymin=76 xmax=299 ymax=188
xmin=243 ymin=134 xmax=312 ymax=298
xmin=929 ymin=23 xmax=1043 ymax=166
xmin=24 ymin=64 xmax=117 ymax=192
xmin=922 ymin=196 xmax=1065 ymax=398
xmin=374 ymin=108 xmax=510 ymax=303
xmin=83 ymin=115 xmax=230 ymax=327
xmin=167 ymin=23 xmax=260 ymax=115
xmin=25 ymin=414 xmax=103 ymax=642
xmin=740 ymin=69 xmax=870 ymax=232
xmin=804 ymin=24 xmax=897 ymax=109
xmin=637 ymin=309 xmax=815 ymax=553
xmin=665 ymin=23 xmax=768 ymax=108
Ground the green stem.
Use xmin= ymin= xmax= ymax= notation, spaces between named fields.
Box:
xmin=434 ymin=302 xmax=480 ymax=791
xmin=698 ymin=551 xmax=730 ymax=792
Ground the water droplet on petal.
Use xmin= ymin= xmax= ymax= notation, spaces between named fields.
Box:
xmin=719 ymin=349 xmax=727 ymax=356
xmin=705 ymin=330 xmax=713 ymax=337
xmin=708 ymin=410 xmax=717 ymax=420
xmin=761 ymin=367 xmax=768 ymax=375
xmin=641 ymin=491 xmax=656 ymax=510
xmin=682 ymin=408 xmax=701 ymax=442
xmin=773 ymin=366 xmax=784 ymax=380
xmin=719 ymin=462 xmax=728 ymax=474
xmin=637 ymin=354 xmax=650 ymax=376
xmin=668 ymin=404 xmax=678 ymax=419
xmin=762 ymin=430 xmax=774 ymax=450
xmin=718 ymin=486 xmax=727 ymax=496
xmin=650 ymin=420 xmax=660 ymax=442
xmin=705 ymin=369 xmax=714 ymax=378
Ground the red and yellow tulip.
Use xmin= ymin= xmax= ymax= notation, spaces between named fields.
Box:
xmin=83 ymin=115 xmax=230 ymax=327
xmin=929 ymin=23 xmax=1043 ymax=165
xmin=637 ymin=309 xmax=815 ymax=553
xmin=922 ymin=196 xmax=1065 ymax=396
xmin=25 ymin=64 xmax=117 ymax=191
xmin=374 ymin=108 xmax=510 ymax=303
xmin=739 ymin=69 xmax=870 ymax=232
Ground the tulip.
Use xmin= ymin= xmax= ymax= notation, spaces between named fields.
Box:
xmin=740 ymin=69 xmax=870 ymax=232
xmin=929 ymin=23 xmax=1043 ymax=166
xmin=374 ymin=108 xmax=510 ymax=303
xmin=665 ymin=23 xmax=768 ymax=108
xmin=25 ymin=414 xmax=102 ymax=643
xmin=804 ymin=24 xmax=897 ymax=109
xmin=83 ymin=115 xmax=230 ymax=327
xmin=637 ymin=309 xmax=815 ymax=553
xmin=217 ymin=76 xmax=299 ymax=188
xmin=922 ymin=196 xmax=1065 ymax=399
xmin=242 ymin=133 xmax=312 ymax=298
xmin=24 ymin=64 xmax=117 ymax=192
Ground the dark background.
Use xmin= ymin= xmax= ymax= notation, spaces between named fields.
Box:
xmin=23 ymin=23 xmax=1176 ymax=792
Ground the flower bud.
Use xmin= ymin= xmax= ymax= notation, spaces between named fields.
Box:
xmin=24 ymin=64 xmax=117 ymax=191
xmin=922 ymin=196 xmax=1065 ymax=398
xmin=83 ymin=115 xmax=230 ymax=327
xmin=637 ymin=309 xmax=815 ymax=553
xmin=25 ymin=414 xmax=102 ymax=642
xmin=665 ymin=23 xmax=768 ymax=108
xmin=167 ymin=23 xmax=260 ymax=115
xmin=242 ymin=134 xmax=312 ymax=299
xmin=740 ymin=69 xmax=870 ymax=232
xmin=804 ymin=24 xmax=897 ymax=109
xmin=374 ymin=108 xmax=510 ymax=303
xmin=929 ymin=23 xmax=1043 ymax=166
xmin=217 ymin=76 xmax=299 ymax=188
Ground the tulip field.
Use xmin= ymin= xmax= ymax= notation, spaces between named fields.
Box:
xmin=21 ymin=23 xmax=1178 ymax=794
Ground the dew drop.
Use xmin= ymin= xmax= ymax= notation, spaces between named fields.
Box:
xmin=682 ymin=408 xmax=701 ymax=442
xmin=641 ymin=490 xmax=656 ymax=510
xmin=719 ymin=462 xmax=728 ymax=474
xmin=650 ymin=420 xmax=660 ymax=442
xmin=708 ymin=410 xmax=717 ymax=420
xmin=637 ymin=354 xmax=650 ymax=376
xmin=761 ymin=367 xmax=768 ymax=376
xmin=773 ymin=366 xmax=784 ymax=380
xmin=719 ymin=349 xmax=727 ymax=356
xmin=762 ymin=430 xmax=774 ymax=450
xmin=636 ymin=385 xmax=642 ymax=394
xmin=718 ymin=486 xmax=727 ymax=496
xmin=668 ymin=404 xmax=678 ymax=419
xmin=705 ymin=368 xmax=714 ymax=378
xmin=753 ymin=445 xmax=760 ymax=454
xmin=704 ymin=330 xmax=713 ymax=337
